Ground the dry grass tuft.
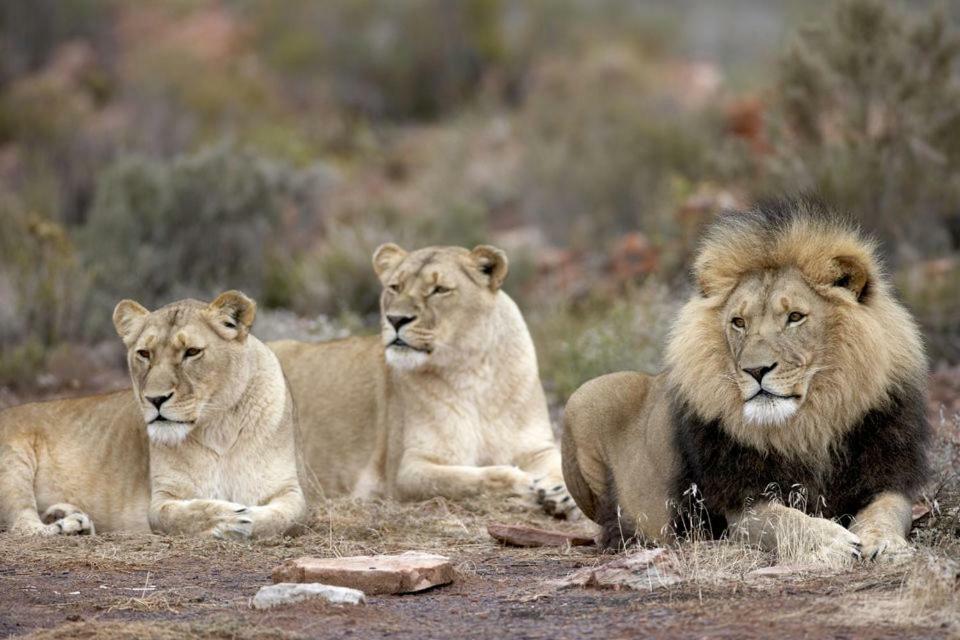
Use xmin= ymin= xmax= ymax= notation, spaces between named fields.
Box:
xmin=893 ymin=552 xmax=960 ymax=628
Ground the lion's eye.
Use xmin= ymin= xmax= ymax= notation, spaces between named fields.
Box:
xmin=787 ymin=311 xmax=806 ymax=325
xmin=731 ymin=317 xmax=746 ymax=329
xmin=388 ymin=284 xmax=401 ymax=293
xmin=430 ymin=285 xmax=451 ymax=296
xmin=136 ymin=349 xmax=150 ymax=360
xmin=184 ymin=347 xmax=203 ymax=359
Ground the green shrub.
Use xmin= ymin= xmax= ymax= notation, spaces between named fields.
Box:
xmin=765 ymin=0 xmax=960 ymax=259
xmin=517 ymin=46 xmax=721 ymax=249
xmin=246 ymin=0 xmax=507 ymax=120
xmin=529 ymin=282 xmax=677 ymax=403
xmin=301 ymin=201 xmax=490 ymax=317
xmin=0 ymin=207 xmax=88 ymax=345
xmin=897 ymin=262 xmax=960 ymax=365
xmin=80 ymin=143 xmax=326 ymax=335
xmin=0 ymin=206 xmax=90 ymax=386
xmin=0 ymin=339 xmax=47 ymax=387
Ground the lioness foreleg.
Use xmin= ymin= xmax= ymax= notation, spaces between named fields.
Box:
xmin=243 ymin=483 xmax=307 ymax=538
xmin=728 ymin=501 xmax=862 ymax=565
xmin=395 ymin=454 xmax=532 ymax=502
xmin=149 ymin=497 xmax=254 ymax=540
xmin=849 ymin=491 xmax=913 ymax=561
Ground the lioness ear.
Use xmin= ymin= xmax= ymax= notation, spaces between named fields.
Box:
xmin=470 ymin=245 xmax=509 ymax=291
xmin=372 ymin=243 xmax=407 ymax=283
xmin=113 ymin=300 xmax=150 ymax=347
xmin=207 ymin=290 xmax=257 ymax=341
xmin=830 ymin=255 xmax=870 ymax=302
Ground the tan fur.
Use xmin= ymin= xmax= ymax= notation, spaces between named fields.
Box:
xmin=564 ymin=202 xmax=925 ymax=560
xmin=669 ymin=208 xmax=925 ymax=462
xmin=273 ymin=244 xmax=577 ymax=518
xmin=0 ymin=292 xmax=306 ymax=538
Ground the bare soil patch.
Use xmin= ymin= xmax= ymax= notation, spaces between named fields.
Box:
xmin=1 ymin=496 xmax=958 ymax=640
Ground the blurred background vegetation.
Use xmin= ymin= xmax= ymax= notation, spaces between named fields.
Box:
xmin=2 ymin=0 xmax=960 ymax=414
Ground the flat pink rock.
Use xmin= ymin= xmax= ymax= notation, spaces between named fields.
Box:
xmin=487 ymin=523 xmax=595 ymax=548
xmin=272 ymin=552 xmax=454 ymax=595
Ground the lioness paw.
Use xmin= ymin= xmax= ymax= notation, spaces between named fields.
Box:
xmin=209 ymin=507 xmax=254 ymax=541
xmin=41 ymin=504 xmax=95 ymax=536
xmin=531 ymin=477 xmax=582 ymax=520
xmin=484 ymin=465 xmax=534 ymax=497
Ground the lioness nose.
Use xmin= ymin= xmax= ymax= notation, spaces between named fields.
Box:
xmin=743 ymin=364 xmax=777 ymax=383
xmin=387 ymin=315 xmax=415 ymax=331
xmin=146 ymin=393 xmax=173 ymax=410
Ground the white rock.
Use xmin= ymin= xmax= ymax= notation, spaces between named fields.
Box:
xmin=252 ymin=582 xmax=365 ymax=609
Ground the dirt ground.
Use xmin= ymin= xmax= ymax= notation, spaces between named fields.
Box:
xmin=1 ymin=495 xmax=958 ymax=640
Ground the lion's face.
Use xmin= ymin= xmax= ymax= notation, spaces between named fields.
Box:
xmin=667 ymin=201 xmax=927 ymax=460
xmin=371 ymin=243 xmax=509 ymax=371
xmin=112 ymin=291 xmax=257 ymax=445
xmin=722 ymin=268 xmax=830 ymax=426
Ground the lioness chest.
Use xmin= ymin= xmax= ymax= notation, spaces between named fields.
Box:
xmin=153 ymin=433 xmax=285 ymax=506
xmin=399 ymin=379 xmax=533 ymax=466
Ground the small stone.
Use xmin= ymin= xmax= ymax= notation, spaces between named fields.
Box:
xmin=252 ymin=583 xmax=365 ymax=609
xmin=551 ymin=548 xmax=682 ymax=591
xmin=487 ymin=523 xmax=595 ymax=548
xmin=272 ymin=552 xmax=454 ymax=595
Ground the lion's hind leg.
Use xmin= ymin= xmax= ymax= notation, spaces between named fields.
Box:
xmin=0 ymin=439 xmax=74 ymax=535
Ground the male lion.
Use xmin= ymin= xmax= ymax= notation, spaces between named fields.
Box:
xmin=271 ymin=244 xmax=577 ymax=517
xmin=562 ymin=199 xmax=930 ymax=562
xmin=0 ymin=291 xmax=306 ymax=538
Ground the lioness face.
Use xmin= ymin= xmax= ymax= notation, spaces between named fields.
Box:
xmin=371 ymin=243 xmax=509 ymax=371
xmin=112 ymin=291 xmax=257 ymax=445
xmin=723 ymin=269 xmax=830 ymax=426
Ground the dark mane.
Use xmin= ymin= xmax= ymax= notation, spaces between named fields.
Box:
xmin=667 ymin=380 xmax=931 ymax=539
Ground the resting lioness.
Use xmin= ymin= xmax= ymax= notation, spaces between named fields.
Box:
xmin=0 ymin=291 xmax=306 ymax=538
xmin=272 ymin=244 xmax=577 ymax=517
xmin=563 ymin=199 xmax=930 ymax=562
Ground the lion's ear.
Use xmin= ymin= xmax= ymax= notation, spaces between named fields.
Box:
xmin=372 ymin=243 xmax=407 ymax=283
xmin=113 ymin=299 xmax=150 ymax=347
xmin=470 ymin=245 xmax=509 ymax=291
xmin=830 ymin=255 xmax=870 ymax=301
xmin=206 ymin=290 xmax=257 ymax=341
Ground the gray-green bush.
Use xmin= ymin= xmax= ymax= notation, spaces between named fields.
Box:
xmin=80 ymin=143 xmax=327 ymax=335
xmin=765 ymin=0 xmax=960 ymax=260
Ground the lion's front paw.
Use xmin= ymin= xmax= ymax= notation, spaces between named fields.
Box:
xmin=797 ymin=517 xmax=861 ymax=565
xmin=858 ymin=532 xmax=913 ymax=563
xmin=531 ymin=477 xmax=582 ymax=520
xmin=41 ymin=504 xmax=95 ymax=536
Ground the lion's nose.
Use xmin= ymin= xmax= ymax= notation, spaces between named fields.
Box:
xmin=743 ymin=363 xmax=777 ymax=383
xmin=146 ymin=393 xmax=173 ymax=410
xmin=387 ymin=315 xmax=416 ymax=331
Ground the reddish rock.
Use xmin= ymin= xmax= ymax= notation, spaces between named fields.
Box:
xmin=272 ymin=552 xmax=454 ymax=595
xmin=487 ymin=523 xmax=595 ymax=548
xmin=551 ymin=548 xmax=681 ymax=591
